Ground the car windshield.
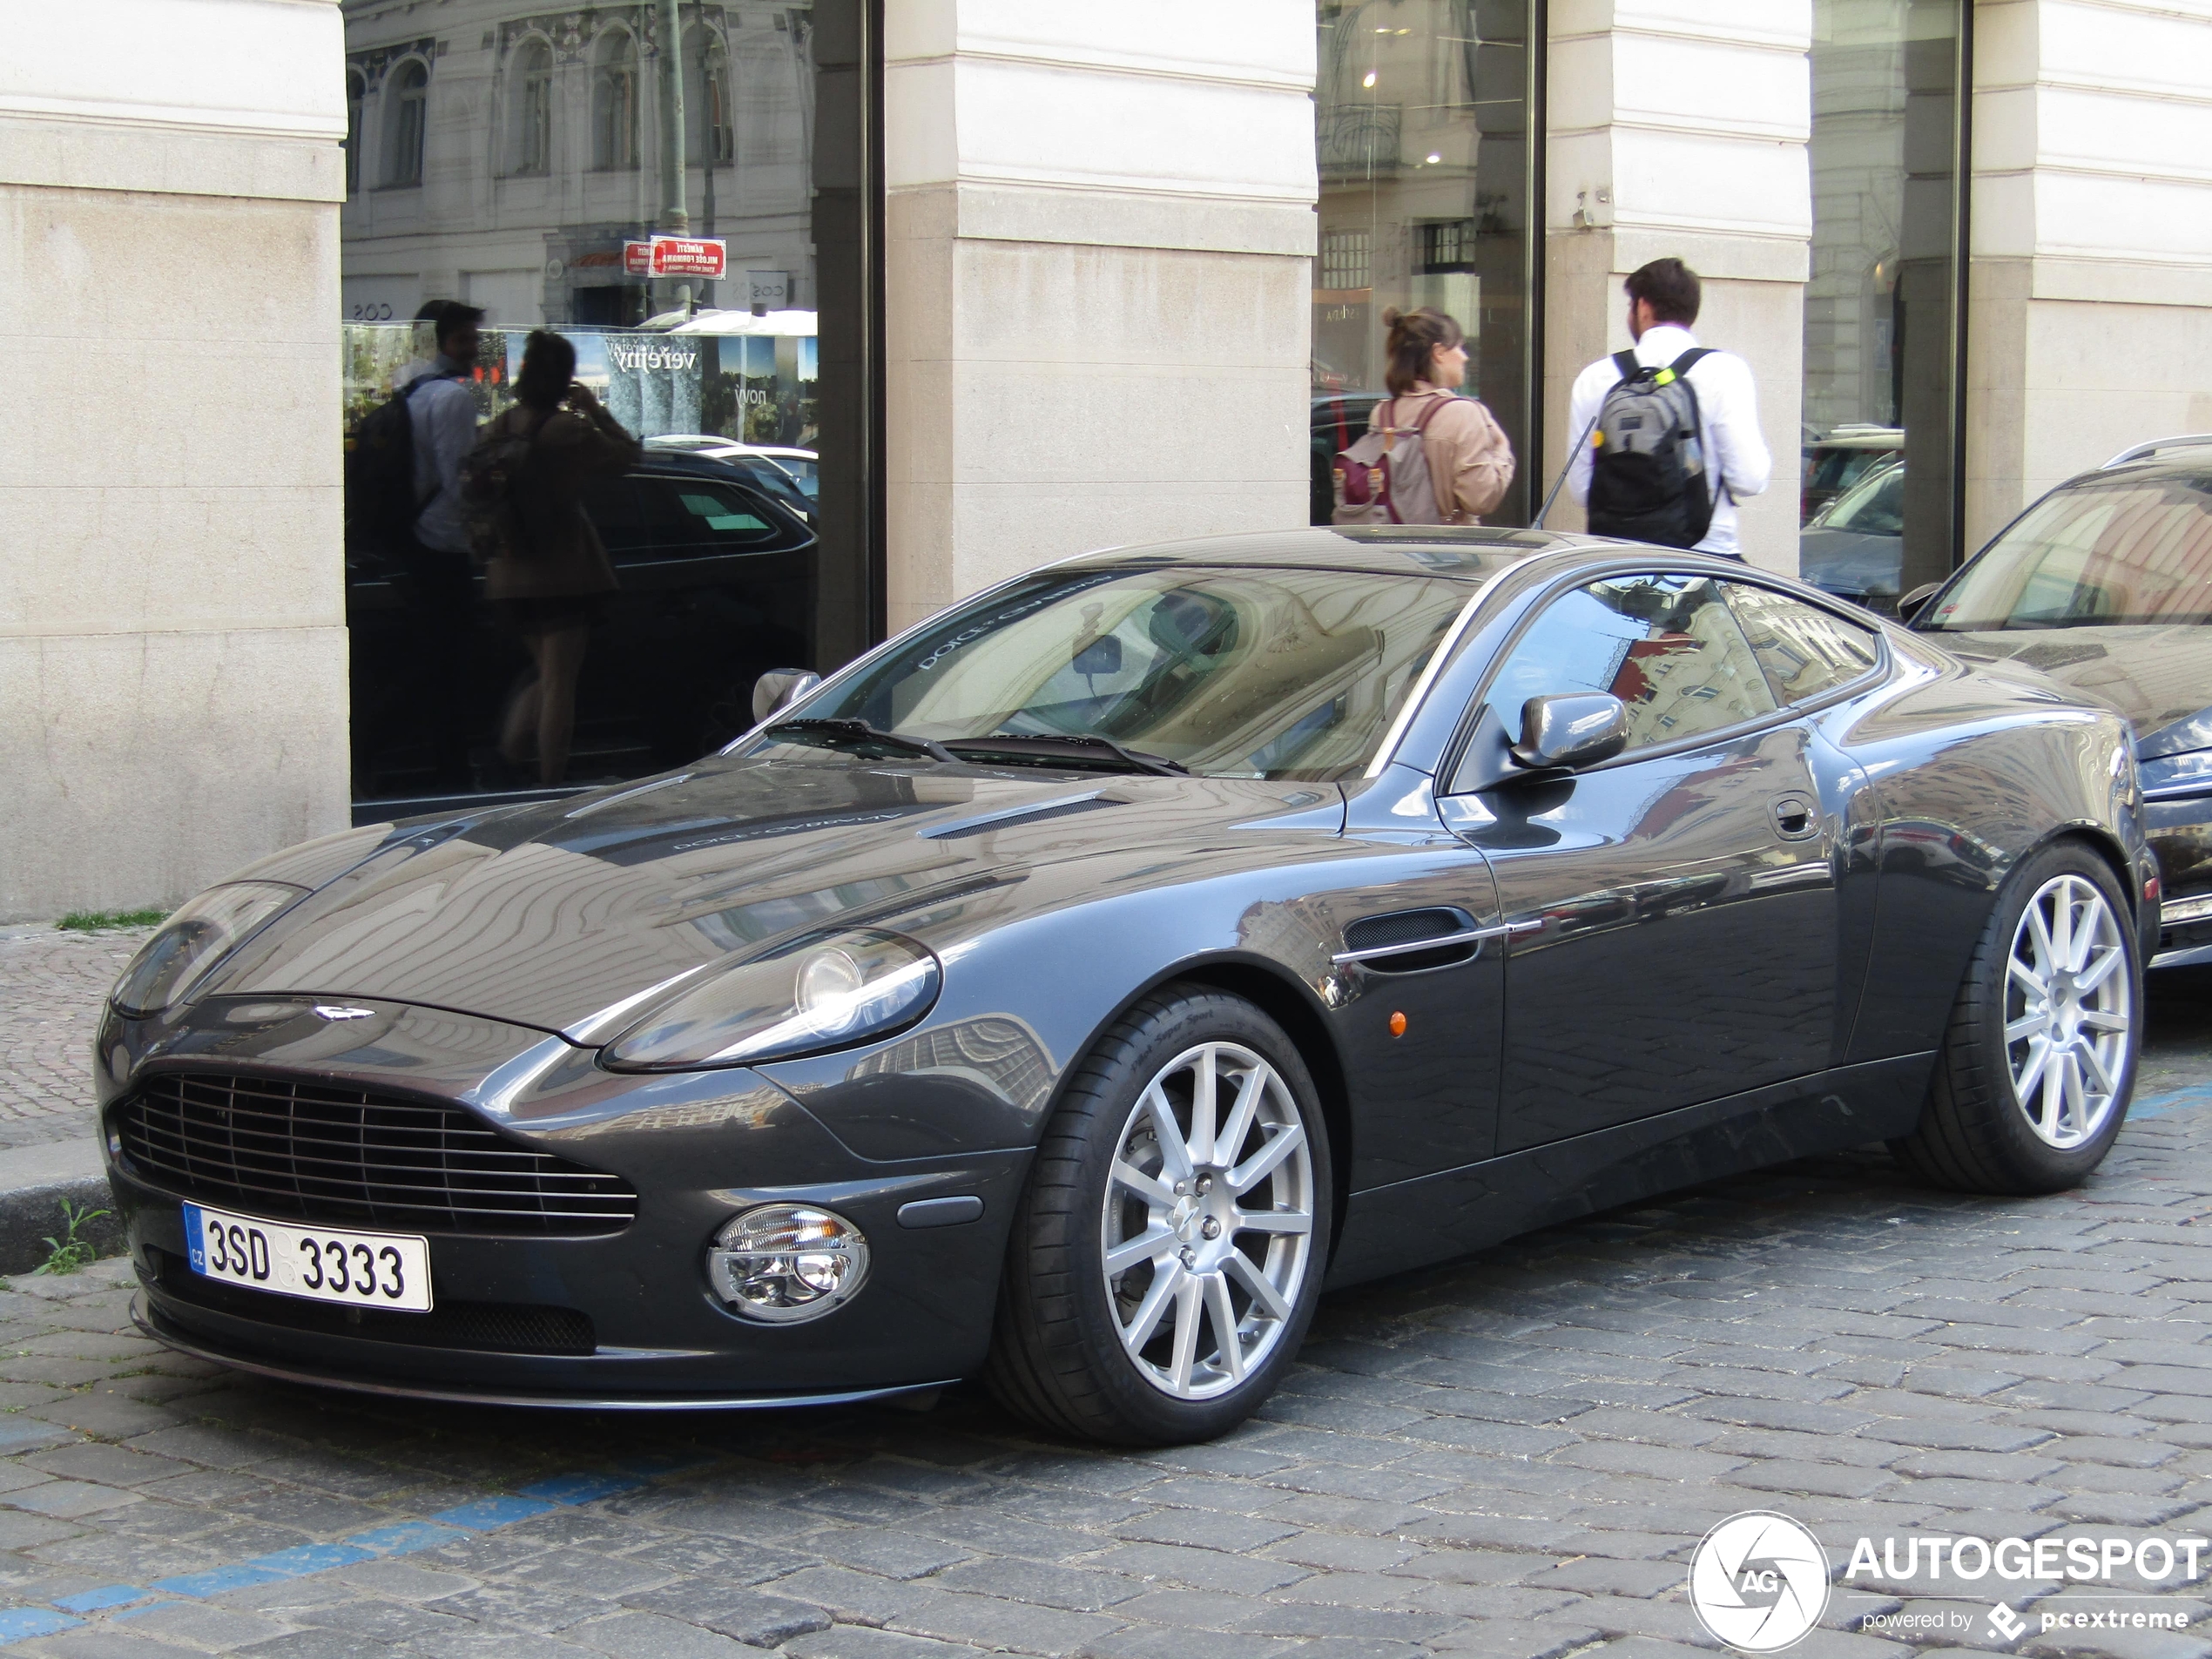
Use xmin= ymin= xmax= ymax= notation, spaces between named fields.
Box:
xmin=759 ymin=565 xmax=1479 ymax=781
xmin=1921 ymin=472 xmax=2212 ymax=631
xmin=1811 ymin=460 xmax=1905 ymax=534
xmin=772 ymin=455 xmax=819 ymax=497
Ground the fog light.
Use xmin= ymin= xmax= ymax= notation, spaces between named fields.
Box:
xmin=707 ymin=1204 xmax=869 ymax=1323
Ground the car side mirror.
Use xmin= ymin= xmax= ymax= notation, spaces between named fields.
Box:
xmin=752 ymin=668 xmax=821 ymax=724
xmin=1511 ymin=693 xmax=1629 ymax=772
xmin=1073 ymin=635 xmax=1123 ymax=677
xmin=1895 ymin=582 xmax=1942 ymax=623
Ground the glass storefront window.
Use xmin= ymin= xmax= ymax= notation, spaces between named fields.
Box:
xmin=1312 ymin=2 xmax=1539 ymax=526
xmin=337 ymin=1 xmax=877 ymax=813
xmin=1799 ymin=0 xmax=1966 ymax=612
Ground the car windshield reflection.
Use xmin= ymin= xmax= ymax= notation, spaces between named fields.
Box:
xmin=750 ymin=566 xmax=1480 ymax=782
xmin=1924 ymin=472 xmax=2212 ymax=631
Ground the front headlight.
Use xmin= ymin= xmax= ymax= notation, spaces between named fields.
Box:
xmin=2141 ymin=749 xmax=2212 ymax=801
xmin=603 ymin=928 xmax=941 ymax=1070
xmin=109 ymin=882 xmax=307 ymax=1017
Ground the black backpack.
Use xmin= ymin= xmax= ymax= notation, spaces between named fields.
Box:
xmin=1586 ymin=347 xmax=1720 ymax=548
xmin=344 ymin=373 xmax=452 ymax=546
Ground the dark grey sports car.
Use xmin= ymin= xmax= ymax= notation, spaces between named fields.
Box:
xmin=100 ymin=528 xmax=2154 ymax=1445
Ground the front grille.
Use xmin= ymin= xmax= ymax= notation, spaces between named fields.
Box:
xmin=151 ymin=1249 xmax=596 ymax=1355
xmin=118 ymin=1071 xmax=637 ymax=1236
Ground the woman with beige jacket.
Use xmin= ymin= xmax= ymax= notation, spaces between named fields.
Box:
xmin=1366 ymin=306 xmax=1515 ymax=523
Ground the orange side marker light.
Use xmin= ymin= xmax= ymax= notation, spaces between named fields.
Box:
xmin=1388 ymin=1011 xmax=1408 ymax=1038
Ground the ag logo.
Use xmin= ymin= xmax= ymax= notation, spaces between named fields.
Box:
xmin=1689 ymin=1510 xmax=1830 ymax=1652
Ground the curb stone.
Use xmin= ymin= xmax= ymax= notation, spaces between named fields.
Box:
xmin=0 ymin=1138 xmax=121 ymax=1277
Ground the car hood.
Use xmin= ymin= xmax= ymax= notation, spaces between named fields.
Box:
xmin=1932 ymin=624 xmax=2212 ymax=757
xmin=200 ymin=759 xmax=1341 ymax=1036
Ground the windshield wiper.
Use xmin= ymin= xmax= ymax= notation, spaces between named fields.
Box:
xmin=941 ymin=732 xmax=1189 ymax=777
xmin=765 ymin=718 xmax=957 ymax=765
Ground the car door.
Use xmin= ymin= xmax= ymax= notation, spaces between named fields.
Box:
xmin=1437 ymin=570 xmax=1862 ymax=1153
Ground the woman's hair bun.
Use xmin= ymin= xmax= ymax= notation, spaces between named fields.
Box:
xmin=1380 ymin=306 xmax=1405 ymax=328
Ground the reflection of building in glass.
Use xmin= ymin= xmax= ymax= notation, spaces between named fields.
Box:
xmin=1803 ymin=0 xmax=1962 ymax=590
xmin=339 ymin=1 xmax=813 ymax=332
xmin=1312 ymin=1 xmax=1534 ymax=523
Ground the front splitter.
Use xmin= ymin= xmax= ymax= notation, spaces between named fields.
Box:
xmin=135 ymin=1297 xmax=958 ymax=1413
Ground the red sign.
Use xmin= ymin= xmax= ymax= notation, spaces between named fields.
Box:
xmin=622 ymin=236 xmax=729 ymax=280
xmin=649 ymin=236 xmax=727 ymax=279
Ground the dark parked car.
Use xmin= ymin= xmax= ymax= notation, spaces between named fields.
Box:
xmin=1312 ymin=391 xmax=1385 ymax=523
xmin=1801 ymin=422 xmax=1902 ymax=522
xmin=107 ymin=527 xmax=2150 ymax=1444
xmin=1799 ymin=455 xmax=1904 ymax=611
xmin=1908 ymin=439 xmax=2212 ymax=968
xmin=347 ymin=451 xmax=814 ymax=800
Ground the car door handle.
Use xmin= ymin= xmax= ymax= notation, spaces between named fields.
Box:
xmin=1770 ymin=795 xmax=1819 ymax=840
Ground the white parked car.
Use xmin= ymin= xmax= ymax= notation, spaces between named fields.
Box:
xmin=644 ymin=436 xmax=818 ymax=515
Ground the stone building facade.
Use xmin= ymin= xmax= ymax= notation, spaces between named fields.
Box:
xmin=4 ymin=0 xmax=2210 ymax=918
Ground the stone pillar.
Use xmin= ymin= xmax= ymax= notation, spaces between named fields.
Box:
xmin=1543 ymin=1 xmax=1813 ymax=575
xmin=1966 ymin=0 xmax=2212 ymax=550
xmin=0 ymin=0 xmax=350 ymax=921
xmin=881 ymin=2 xmax=1317 ymax=634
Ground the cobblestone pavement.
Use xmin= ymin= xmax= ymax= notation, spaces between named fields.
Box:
xmin=1 ymin=971 xmax=2211 ymax=1657
xmin=0 ymin=929 xmax=152 ymax=1152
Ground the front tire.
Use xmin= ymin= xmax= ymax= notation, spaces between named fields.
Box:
xmin=987 ymin=987 xmax=1332 ymax=1446
xmin=1892 ymin=840 xmax=2141 ymax=1194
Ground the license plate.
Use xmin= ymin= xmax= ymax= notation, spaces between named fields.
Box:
xmin=183 ymin=1204 xmax=432 ymax=1312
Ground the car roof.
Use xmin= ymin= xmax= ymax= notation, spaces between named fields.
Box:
xmin=2063 ymin=452 xmax=2212 ymax=492
xmin=1058 ymin=525 xmax=1610 ymax=581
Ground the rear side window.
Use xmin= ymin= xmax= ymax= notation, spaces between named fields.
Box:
xmin=1481 ymin=573 xmax=1778 ymax=754
xmin=1725 ymin=583 xmax=1879 ymax=705
xmin=636 ymin=477 xmax=786 ymax=554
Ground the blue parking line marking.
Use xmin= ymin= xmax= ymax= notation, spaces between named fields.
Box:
xmin=345 ymin=1521 xmax=471 ymax=1555
xmin=521 ymin=1472 xmax=644 ymax=1506
xmin=247 ymin=1543 xmax=375 ymax=1576
xmin=51 ymin=1586 xmax=146 ymax=1614
xmin=29 ymin=1468 xmax=664 ymax=1630
xmin=431 ymin=1495 xmax=557 ymax=1530
xmin=2131 ymin=1083 xmax=2212 ymax=1120
xmin=151 ymin=1564 xmax=288 ymax=1598
xmin=0 ymin=1608 xmax=83 ymax=1643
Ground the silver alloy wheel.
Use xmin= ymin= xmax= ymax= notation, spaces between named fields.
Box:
xmin=2005 ymin=872 xmax=2133 ymax=1150
xmin=1100 ymin=1041 xmax=1315 ymax=1400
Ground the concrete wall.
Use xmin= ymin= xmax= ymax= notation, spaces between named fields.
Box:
xmin=1966 ymin=0 xmax=2212 ymax=551
xmin=880 ymin=0 xmax=1317 ymax=635
xmin=1543 ymin=0 xmax=1814 ymax=575
xmin=0 ymin=0 xmax=350 ymax=921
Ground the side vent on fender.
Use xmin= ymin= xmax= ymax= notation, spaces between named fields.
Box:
xmin=1338 ymin=907 xmax=1481 ymax=974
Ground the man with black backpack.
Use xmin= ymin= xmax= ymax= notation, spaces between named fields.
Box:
xmin=346 ymin=300 xmax=486 ymax=790
xmin=1564 ymin=259 xmax=1771 ymax=556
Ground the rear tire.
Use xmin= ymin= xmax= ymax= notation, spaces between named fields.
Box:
xmin=986 ymin=987 xmax=1332 ymax=1446
xmin=1891 ymin=840 xmax=2141 ymax=1194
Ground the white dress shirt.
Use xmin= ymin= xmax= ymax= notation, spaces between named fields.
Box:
xmin=408 ymin=362 xmax=481 ymax=555
xmin=1565 ymin=322 xmax=1771 ymax=557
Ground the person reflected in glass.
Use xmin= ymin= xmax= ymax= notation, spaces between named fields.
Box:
xmin=1366 ymin=307 xmax=1515 ymax=523
xmin=402 ymin=300 xmax=485 ymax=790
xmin=482 ymin=330 xmax=642 ymax=786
